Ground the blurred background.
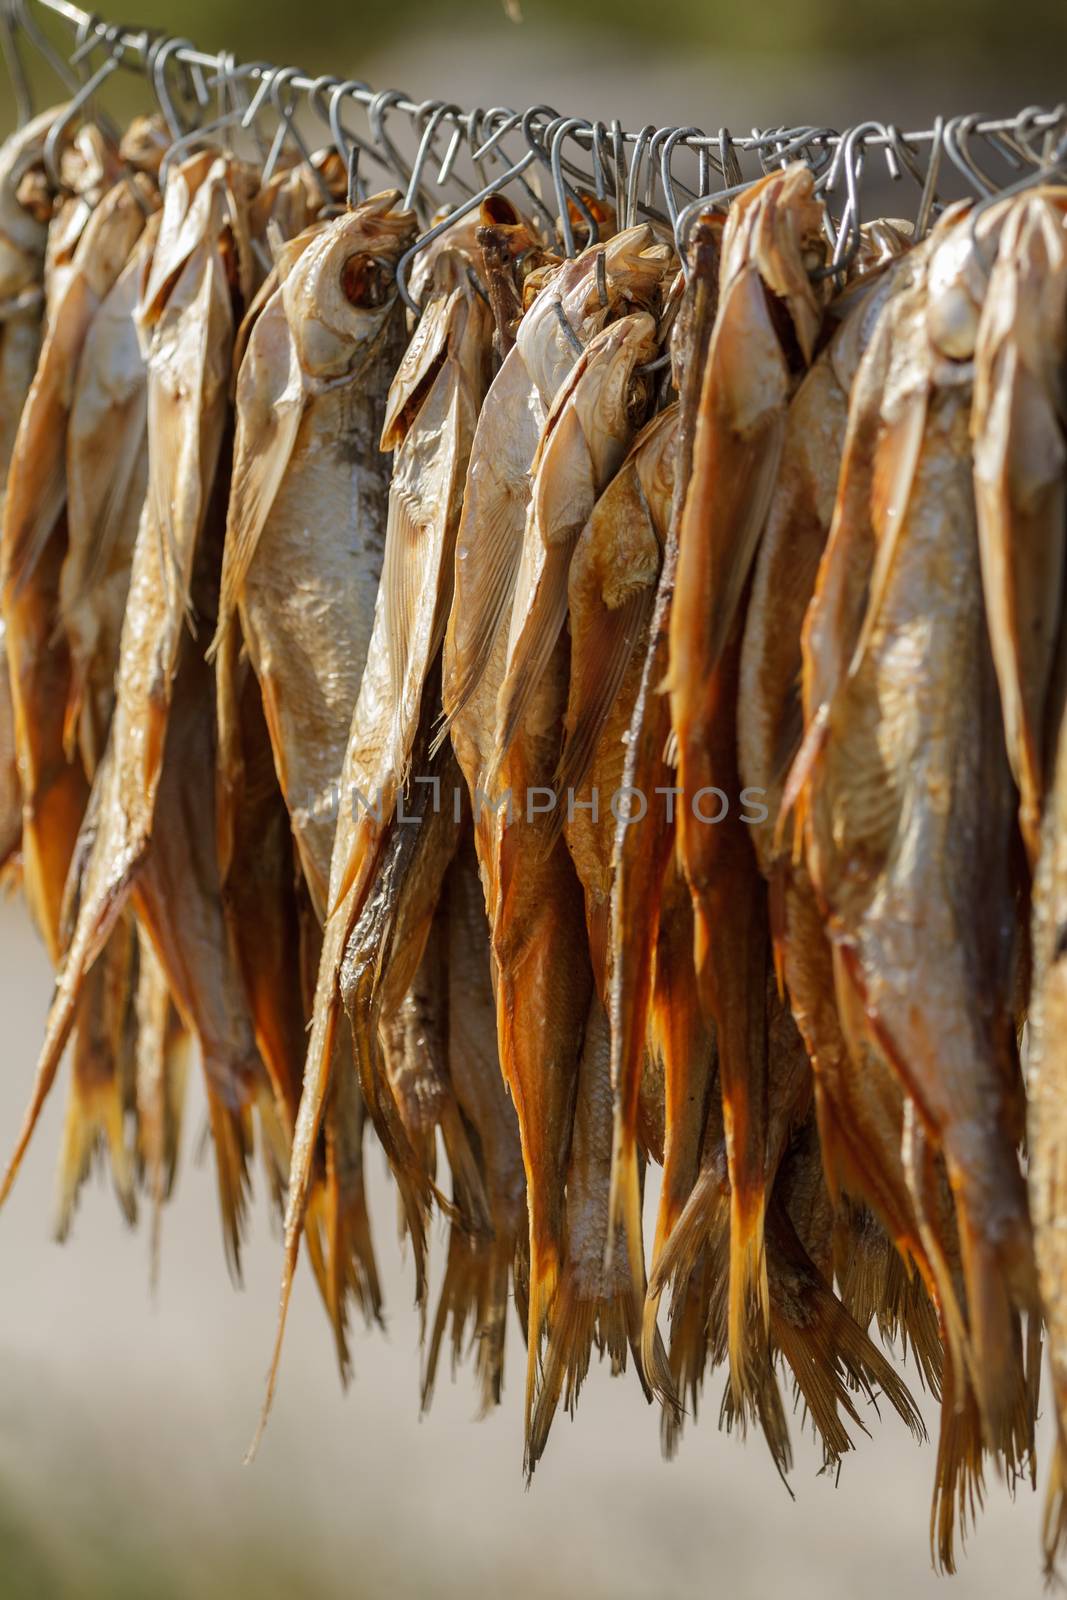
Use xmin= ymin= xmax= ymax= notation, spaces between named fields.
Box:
xmin=2 ymin=0 xmax=1067 ymax=1594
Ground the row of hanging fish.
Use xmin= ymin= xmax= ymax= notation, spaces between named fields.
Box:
xmin=1 ymin=97 xmax=1066 ymax=1575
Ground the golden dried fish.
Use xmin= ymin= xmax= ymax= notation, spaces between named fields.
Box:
xmin=0 ymin=110 xmax=61 ymax=876
xmin=215 ymin=191 xmax=415 ymax=915
xmin=739 ymin=253 xmax=944 ymax=1312
xmin=61 ymin=211 xmax=161 ymax=774
xmin=528 ymin=996 xmax=646 ymax=1470
xmin=489 ymin=308 xmax=657 ymax=778
xmin=134 ymin=928 xmax=187 ymax=1278
xmin=323 ymin=214 xmax=492 ymax=937
xmin=0 ymin=154 xmax=246 ymax=1209
xmin=441 ymin=224 xmax=666 ymax=748
xmin=972 ymin=190 xmax=1067 ymax=865
xmin=606 ymin=218 xmax=721 ymax=1317
xmin=423 ymin=831 xmax=527 ymax=1414
xmin=668 ymin=166 xmax=827 ymax=1396
xmin=793 ymin=206 xmax=1035 ymax=1450
xmin=1028 ymin=618 xmax=1067 ymax=1570
xmin=2 ymin=171 xmax=153 ymax=955
xmin=559 ymin=403 xmax=678 ymax=978
xmin=54 ymin=910 xmax=137 ymax=1240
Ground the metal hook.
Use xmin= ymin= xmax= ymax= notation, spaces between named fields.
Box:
xmin=404 ymin=101 xmax=461 ymax=215
xmin=548 ymin=116 xmax=597 ymax=256
xmin=368 ymin=87 xmax=413 ymax=189
xmin=324 ymin=79 xmax=390 ymax=181
xmin=147 ymin=34 xmax=200 ymax=139
xmin=259 ymin=64 xmax=333 ymax=202
xmin=625 ymin=123 xmax=655 ymax=227
xmin=658 ymin=125 xmax=703 ymax=227
xmin=814 ymin=120 xmax=886 ymax=277
xmin=43 ymin=21 xmax=124 ymax=185
xmin=12 ymin=0 xmax=77 ymax=90
xmin=943 ymin=112 xmax=1000 ymax=199
xmin=395 ymin=146 xmax=537 ymax=314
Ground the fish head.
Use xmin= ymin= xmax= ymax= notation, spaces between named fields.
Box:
xmin=0 ymin=105 xmax=66 ymax=284
xmin=281 ymin=189 xmax=416 ymax=382
xmin=119 ymin=115 xmax=170 ymax=178
xmin=924 ymin=200 xmax=1008 ymax=364
xmin=721 ymin=163 xmax=830 ymax=367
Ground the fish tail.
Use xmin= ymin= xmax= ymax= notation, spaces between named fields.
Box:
xmin=438 ymin=1099 xmax=492 ymax=1238
xmin=205 ymin=1088 xmax=252 ymax=1285
xmin=526 ymin=1267 xmax=597 ymax=1474
xmin=523 ymin=1235 xmax=560 ymax=1452
xmin=952 ymin=1184 xmax=1034 ymax=1455
xmin=727 ymin=1181 xmax=769 ymax=1410
xmin=54 ymin=1072 xmax=137 ymax=1242
xmin=930 ymin=1349 xmax=986 ymax=1575
xmin=0 ymin=994 xmax=82 ymax=1208
xmin=1043 ymin=1426 xmax=1067 ymax=1579
xmin=424 ymin=1224 xmax=501 ymax=1416
xmin=770 ymin=1222 xmax=926 ymax=1466
xmin=606 ymin=1111 xmax=645 ymax=1295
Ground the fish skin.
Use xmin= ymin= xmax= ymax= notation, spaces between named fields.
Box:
xmin=527 ymin=995 xmax=648 ymax=1472
xmin=739 ymin=256 xmax=944 ymax=1301
xmin=561 ymin=404 xmax=678 ymax=983
xmin=1 ymin=173 xmax=152 ymax=958
xmin=441 ymin=224 xmax=666 ymax=745
xmin=554 ymin=402 xmax=690 ymax=1406
xmin=971 ymin=190 xmax=1067 ymax=866
xmin=667 ymin=166 xmax=827 ymax=1402
xmin=324 ymin=215 xmax=493 ymax=934
xmin=216 ymin=190 xmax=415 ymax=917
xmin=215 ymin=624 xmax=306 ymax=1135
xmin=1028 ymin=643 xmax=1067 ymax=1571
xmin=130 ymin=506 xmax=270 ymax=1278
xmin=222 ymin=193 xmax=416 ymax=1393
xmin=0 ymin=156 xmax=245 ymax=1210
xmin=489 ymin=309 xmax=658 ymax=781
xmin=442 ymin=243 xmax=671 ymax=1443
xmin=797 ymin=209 xmax=1036 ymax=1452
xmin=606 ymin=217 xmax=722 ymax=1346
xmin=0 ymin=111 xmax=61 ymax=876
xmin=61 ymin=211 xmax=161 ymax=774
xmin=423 ymin=831 xmax=528 ymax=1415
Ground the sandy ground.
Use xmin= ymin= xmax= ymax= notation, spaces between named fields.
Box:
xmin=0 ymin=891 xmax=1051 ymax=1598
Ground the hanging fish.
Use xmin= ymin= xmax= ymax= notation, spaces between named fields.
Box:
xmin=60 ymin=210 xmax=160 ymax=775
xmin=423 ymin=831 xmax=528 ymax=1415
xmin=788 ymin=203 xmax=1036 ymax=1469
xmin=0 ymin=156 xmax=258 ymax=1240
xmin=2 ymin=167 xmax=154 ymax=955
xmin=971 ymin=189 xmax=1067 ymax=866
xmin=667 ymin=165 xmax=828 ymax=1401
xmin=606 ymin=214 xmax=721 ymax=1357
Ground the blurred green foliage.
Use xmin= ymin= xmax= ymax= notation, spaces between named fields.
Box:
xmin=14 ymin=0 xmax=1067 ymax=77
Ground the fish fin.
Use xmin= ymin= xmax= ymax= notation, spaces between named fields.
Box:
xmin=437 ymin=486 xmax=526 ymax=744
xmin=210 ymin=322 xmax=304 ymax=658
xmin=423 ymin=1219 xmax=520 ymax=1418
xmin=930 ymin=1352 xmax=986 ymax=1576
xmin=205 ymin=1088 xmax=252 ymax=1285
xmin=248 ymin=993 xmax=338 ymax=1462
xmin=768 ymin=1207 xmax=925 ymax=1469
xmin=850 ymin=383 xmax=928 ymax=677
xmin=555 ymin=586 xmax=654 ymax=828
xmin=54 ymin=1069 xmax=137 ymax=1243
